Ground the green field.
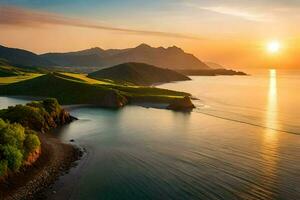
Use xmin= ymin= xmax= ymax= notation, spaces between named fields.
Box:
xmin=0 ymin=73 xmax=42 ymax=85
xmin=61 ymin=73 xmax=116 ymax=85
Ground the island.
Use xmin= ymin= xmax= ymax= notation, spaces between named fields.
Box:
xmin=177 ymin=69 xmax=248 ymax=76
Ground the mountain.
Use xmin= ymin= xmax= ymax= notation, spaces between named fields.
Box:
xmin=88 ymin=62 xmax=191 ymax=86
xmin=205 ymin=62 xmax=225 ymax=69
xmin=41 ymin=44 xmax=210 ymax=70
xmin=39 ymin=47 xmax=106 ymax=67
xmin=0 ymin=45 xmax=54 ymax=67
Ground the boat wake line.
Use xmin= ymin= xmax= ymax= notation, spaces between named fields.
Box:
xmin=192 ymin=108 xmax=300 ymax=135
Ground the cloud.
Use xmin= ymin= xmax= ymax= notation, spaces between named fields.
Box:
xmin=0 ymin=5 xmax=200 ymax=40
xmin=176 ymin=0 xmax=278 ymax=22
xmin=198 ymin=6 xmax=268 ymax=22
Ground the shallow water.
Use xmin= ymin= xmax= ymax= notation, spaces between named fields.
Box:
xmin=0 ymin=70 xmax=299 ymax=200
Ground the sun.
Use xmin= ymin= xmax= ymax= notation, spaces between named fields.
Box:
xmin=267 ymin=40 xmax=281 ymax=53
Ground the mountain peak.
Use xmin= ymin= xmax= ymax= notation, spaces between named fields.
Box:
xmin=136 ymin=43 xmax=152 ymax=49
xmin=89 ymin=47 xmax=104 ymax=51
xmin=167 ymin=46 xmax=184 ymax=53
xmin=85 ymin=47 xmax=104 ymax=53
xmin=75 ymin=47 xmax=104 ymax=56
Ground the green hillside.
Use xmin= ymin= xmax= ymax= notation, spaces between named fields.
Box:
xmin=0 ymin=73 xmax=191 ymax=108
xmin=0 ymin=59 xmax=24 ymax=77
xmin=88 ymin=62 xmax=191 ymax=86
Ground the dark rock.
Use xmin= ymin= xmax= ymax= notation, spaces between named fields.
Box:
xmin=167 ymin=96 xmax=195 ymax=111
xmin=99 ymin=90 xmax=128 ymax=108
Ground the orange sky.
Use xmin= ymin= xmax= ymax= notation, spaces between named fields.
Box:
xmin=0 ymin=2 xmax=300 ymax=69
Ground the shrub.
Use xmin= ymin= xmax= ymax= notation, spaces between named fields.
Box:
xmin=0 ymin=98 xmax=64 ymax=177
xmin=24 ymin=134 xmax=40 ymax=156
xmin=0 ymin=120 xmax=25 ymax=149
xmin=25 ymin=129 xmax=38 ymax=135
xmin=0 ymin=105 xmax=46 ymax=131
xmin=0 ymin=145 xmax=23 ymax=171
xmin=0 ymin=119 xmax=41 ymax=176
xmin=0 ymin=99 xmax=65 ymax=132
xmin=0 ymin=160 xmax=8 ymax=177
xmin=42 ymin=98 xmax=61 ymax=114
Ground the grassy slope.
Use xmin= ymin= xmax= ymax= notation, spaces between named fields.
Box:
xmin=0 ymin=60 xmax=24 ymax=77
xmin=64 ymin=72 xmax=189 ymax=103
xmin=62 ymin=72 xmax=115 ymax=85
xmin=0 ymin=60 xmax=44 ymax=84
xmin=0 ymin=73 xmax=189 ymax=106
xmin=0 ymin=73 xmax=42 ymax=85
xmin=0 ymin=65 xmax=21 ymax=77
xmin=0 ymin=73 xmax=123 ymax=106
xmin=88 ymin=62 xmax=190 ymax=86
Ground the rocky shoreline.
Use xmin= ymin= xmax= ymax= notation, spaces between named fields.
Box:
xmin=0 ymin=133 xmax=83 ymax=200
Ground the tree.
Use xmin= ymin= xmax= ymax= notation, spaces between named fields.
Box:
xmin=24 ymin=134 xmax=41 ymax=156
xmin=0 ymin=145 xmax=23 ymax=171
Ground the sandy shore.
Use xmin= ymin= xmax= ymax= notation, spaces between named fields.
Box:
xmin=0 ymin=133 xmax=82 ymax=200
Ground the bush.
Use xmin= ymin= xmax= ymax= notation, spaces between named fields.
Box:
xmin=0 ymin=145 xmax=23 ymax=171
xmin=42 ymin=98 xmax=61 ymax=114
xmin=0 ymin=98 xmax=65 ymax=132
xmin=0 ymin=105 xmax=46 ymax=131
xmin=0 ymin=120 xmax=25 ymax=149
xmin=25 ymin=129 xmax=38 ymax=135
xmin=0 ymin=160 xmax=8 ymax=177
xmin=24 ymin=134 xmax=40 ymax=156
xmin=0 ymin=99 xmax=64 ymax=177
xmin=0 ymin=119 xmax=41 ymax=176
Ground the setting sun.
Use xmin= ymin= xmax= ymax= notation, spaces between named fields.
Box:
xmin=267 ymin=41 xmax=281 ymax=53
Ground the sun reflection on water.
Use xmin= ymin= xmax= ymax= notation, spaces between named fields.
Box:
xmin=260 ymin=69 xmax=280 ymax=197
xmin=266 ymin=69 xmax=278 ymax=136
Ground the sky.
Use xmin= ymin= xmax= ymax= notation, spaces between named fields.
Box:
xmin=0 ymin=0 xmax=300 ymax=69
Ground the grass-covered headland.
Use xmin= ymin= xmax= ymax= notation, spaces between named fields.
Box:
xmin=0 ymin=99 xmax=74 ymax=178
xmin=0 ymin=72 xmax=195 ymax=110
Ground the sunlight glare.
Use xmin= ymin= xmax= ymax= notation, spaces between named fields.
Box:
xmin=267 ymin=41 xmax=280 ymax=54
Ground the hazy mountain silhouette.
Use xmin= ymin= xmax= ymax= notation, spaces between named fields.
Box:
xmin=41 ymin=44 xmax=210 ymax=70
xmin=205 ymin=62 xmax=225 ymax=69
xmin=0 ymin=43 xmax=211 ymax=70
xmin=0 ymin=45 xmax=54 ymax=67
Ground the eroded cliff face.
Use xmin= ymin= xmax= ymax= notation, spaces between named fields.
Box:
xmin=98 ymin=91 xmax=128 ymax=108
xmin=23 ymin=147 xmax=42 ymax=166
xmin=167 ymin=96 xmax=195 ymax=111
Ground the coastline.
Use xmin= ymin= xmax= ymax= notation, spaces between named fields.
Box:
xmin=0 ymin=133 xmax=82 ymax=200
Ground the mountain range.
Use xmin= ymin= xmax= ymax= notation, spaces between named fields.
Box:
xmin=0 ymin=45 xmax=54 ymax=68
xmin=0 ymin=44 xmax=210 ymax=71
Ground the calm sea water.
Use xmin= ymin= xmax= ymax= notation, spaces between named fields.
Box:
xmin=0 ymin=70 xmax=299 ymax=200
